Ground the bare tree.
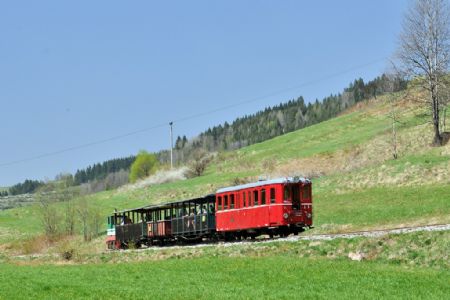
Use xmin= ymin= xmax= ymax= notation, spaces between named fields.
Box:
xmin=89 ymin=207 xmax=102 ymax=239
xmin=186 ymin=150 xmax=212 ymax=178
xmin=388 ymin=91 xmax=400 ymax=160
xmin=36 ymin=184 xmax=61 ymax=237
xmin=383 ymin=72 xmax=407 ymax=159
xmin=76 ymin=197 xmax=103 ymax=242
xmin=77 ymin=197 xmax=90 ymax=242
xmin=397 ymin=0 xmax=450 ymax=145
xmin=64 ymin=199 xmax=76 ymax=236
xmin=56 ymin=179 xmax=79 ymax=236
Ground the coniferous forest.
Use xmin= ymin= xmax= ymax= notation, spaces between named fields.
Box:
xmin=160 ymin=75 xmax=406 ymax=164
xmin=73 ymin=156 xmax=136 ymax=185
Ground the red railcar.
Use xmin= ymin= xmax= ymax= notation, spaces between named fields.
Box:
xmin=215 ymin=177 xmax=312 ymax=238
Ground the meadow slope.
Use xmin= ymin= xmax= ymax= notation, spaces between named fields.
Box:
xmin=1 ymin=93 xmax=449 ymax=244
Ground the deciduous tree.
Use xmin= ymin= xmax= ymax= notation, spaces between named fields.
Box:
xmin=397 ymin=0 xmax=450 ymax=145
xmin=129 ymin=150 xmax=159 ymax=183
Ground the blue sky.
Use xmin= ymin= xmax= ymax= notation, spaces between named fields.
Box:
xmin=0 ymin=0 xmax=408 ymax=186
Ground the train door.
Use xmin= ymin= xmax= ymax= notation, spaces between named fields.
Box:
xmin=268 ymin=187 xmax=278 ymax=225
xmin=260 ymin=188 xmax=270 ymax=226
xmin=300 ymin=183 xmax=313 ymax=225
xmin=292 ymin=184 xmax=300 ymax=210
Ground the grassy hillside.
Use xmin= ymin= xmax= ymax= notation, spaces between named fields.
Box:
xmin=1 ymin=93 xmax=450 ymax=244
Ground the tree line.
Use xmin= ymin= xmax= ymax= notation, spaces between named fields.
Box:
xmin=7 ymin=179 xmax=45 ymax=196
xmin=5 ymin=156 xmax=136 ymax=196
xmin=159 ymin=74 xmax=407 ymax=165
xmin=73 ymin=156 xmax=136 ymax=185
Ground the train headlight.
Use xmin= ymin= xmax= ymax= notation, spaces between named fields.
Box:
xmin=307 ymin=213 xmax=312 ymax=219
xmin=283 ymin=213 xmax=289 ymax=219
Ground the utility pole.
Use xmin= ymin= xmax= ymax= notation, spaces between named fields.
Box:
xmin=169 ymin=122 xmax=174 ymax=169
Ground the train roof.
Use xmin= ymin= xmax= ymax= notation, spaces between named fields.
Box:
xmin=216 ymin=177 xmax=311 ymax=194
xmin=112 ymin=177 xmax=311 ymax=215
xmin=113 ymin=194 xmax=215 ymax=214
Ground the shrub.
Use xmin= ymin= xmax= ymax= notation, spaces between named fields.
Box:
xmin=186 ymin=150 xmax=212 ymax=178
xmin=129 ymin=151 xmax=159 ymax=183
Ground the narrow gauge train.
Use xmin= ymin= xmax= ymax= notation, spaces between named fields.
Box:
xmin=106 ymin=177 xmax=312 ymax=249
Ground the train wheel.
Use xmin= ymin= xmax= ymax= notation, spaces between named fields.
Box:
xmin=115 ymin=241 xmax=121 ymax=250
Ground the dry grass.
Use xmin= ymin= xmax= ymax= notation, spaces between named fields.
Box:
xmin=270 ymin=100 xmax=449 ymax=191
xmin=6 ymin=234 xmax=52 ymax=256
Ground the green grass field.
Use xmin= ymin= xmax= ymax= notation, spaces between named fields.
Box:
xmin=313 ymin=184 xmax=450 ymax=231
xmin=0 ymin=256 xmax=448 ymax=300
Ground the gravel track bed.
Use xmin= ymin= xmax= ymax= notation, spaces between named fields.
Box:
xmin=135 ymin=223 xmax=450 ymax=251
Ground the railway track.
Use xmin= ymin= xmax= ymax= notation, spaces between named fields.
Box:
xmin=280 ymin=223 xmax=450 ymax=242
xmin=137 ymin=223 xmax=450 ymax=251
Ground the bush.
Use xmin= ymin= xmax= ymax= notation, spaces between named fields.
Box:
xmin=186 ymin=150 xmax=212 ymax=178
xmin=129 ymin=151 xmax=159 ymax=183
xmin=61 ymin=249 xmax=74 ymax=261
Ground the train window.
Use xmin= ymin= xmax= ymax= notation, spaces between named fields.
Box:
xmin=302 ymin=185 xmax=310 ymax=200
xmin=243 ymin=192 xmax=246 ymax=207
xmin=253 ymin=190 xmax=259 ymax=206
xmin=218 ymin=196 xmax=222 ymax=211
xmin=230 ymin=194 xmax=235 ymax=209
xmin=270 ymin=188 xmax=276 ymax=204
xmin=261 ymin=189 xmax=266 ymax=205
xmin=284 ymin=185 xmax=290 ymax=201
xmin=292 ymin=185 xmax=300 ymax=210
xmin=224 ymin=195 xmax=228 ymax=210
xmin=248 ymin=191 xmax=251 ymax=206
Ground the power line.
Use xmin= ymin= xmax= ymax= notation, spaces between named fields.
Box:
xmin=0 ymin=123 xmax=168 ymax=167
xmin=173 ymin=57 xmax=387 ymax=123
xmin=0 ymin=57 xmax=386 ymax=168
